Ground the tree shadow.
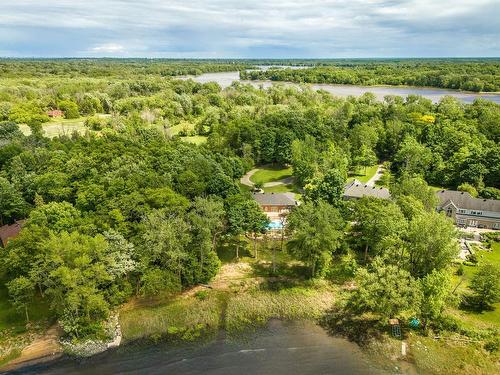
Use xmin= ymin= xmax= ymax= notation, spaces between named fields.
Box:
xmin=459 ymin=294 xmax=496 ymax=313
xmin=320 ymin=306 xmax=385 ymax=346
xmin=250 ymin=260 xmax=309 ymax=279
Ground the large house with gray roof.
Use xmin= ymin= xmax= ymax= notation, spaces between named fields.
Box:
xmin=343 ymin=179 xmax=391 ymax=200
xmin=436 ymin=190 xmax=500 ymax=229
xmin=252 ymin=192 xmax=298 ymax=216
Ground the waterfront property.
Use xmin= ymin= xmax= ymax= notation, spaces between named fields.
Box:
xmin=343 ymin=179 xmax=391 ymax=200
xmin=252 ymin=192 xmax=298 ymax=221
xmin=436 ymin=190 xmax=500 ymax=229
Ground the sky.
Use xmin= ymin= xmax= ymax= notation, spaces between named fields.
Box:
xmin=0 ymin=0 xmax=499 ymax=58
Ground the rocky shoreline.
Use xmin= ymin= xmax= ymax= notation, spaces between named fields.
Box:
xmin=60 ymin=314 xmax=122 ymax=358
xmin=1 ymin=315 xmax=122 ymax=372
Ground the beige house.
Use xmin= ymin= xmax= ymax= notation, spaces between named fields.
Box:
xmin=252 ymin=192 xmax=298 ymax=220
xmin=436 ymin=190 xmax=500 ymax=230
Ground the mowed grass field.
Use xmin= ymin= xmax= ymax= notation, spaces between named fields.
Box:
xmin=250 ymin=165 xmax=293 ymax=185
xmin=18 ymin=114 xmax=110 ymax=138
xmin=19 ymin=118 xmax=87 ymax=138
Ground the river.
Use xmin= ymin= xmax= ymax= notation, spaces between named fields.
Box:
xmin=187 ymin=71 xmax=500 ymax=104
xmin=6 ymin=320 xmax=414 ymax=375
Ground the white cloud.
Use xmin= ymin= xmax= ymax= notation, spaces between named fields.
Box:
xmin=0 ymin=0 xmax=498 ymax=57
xmin=90 ymin=43 xmax=126 ymax=54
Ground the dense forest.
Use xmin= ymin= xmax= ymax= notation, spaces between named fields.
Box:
xmin=241 ymin=60 xmax=500 ymax=92
xmin=0 ymin=60 xmax=499 ymax=357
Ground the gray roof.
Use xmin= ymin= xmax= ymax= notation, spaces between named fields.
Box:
xmin=343 ymin=180 xmax=391 ymax=200
xmin=252 ymin=192 xmax=297 ymax=206
xmin=436 ymin=190 xmax=500 ymax=212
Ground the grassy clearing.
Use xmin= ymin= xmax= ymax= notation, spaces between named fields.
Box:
xmin=181 ymin=135 xmax=207 ymax=145
xmin=408 ymin=334 xmax=499 ymax=375
xmin=348 ymin=164 xmax=379 ymax=184
xmin=119 ymin=291 xmax=225 ymax=341
xmin=250 ymin=165 xmax=293 ymax=185
xmin=225 ymin=286 xmax=334 ymax=336
xmin=166 ymin=121 xmax=195 ymax=136
xmin=19 ymin=118 xmax=88 ymax=138
xmin=450 ymin=241 xmax=500 ymax=328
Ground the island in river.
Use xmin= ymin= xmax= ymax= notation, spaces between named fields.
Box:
xmin=186 ymin=71 xmax=500 ymax=104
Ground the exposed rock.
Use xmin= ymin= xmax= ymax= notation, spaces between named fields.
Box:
xmin=60 ymin=314 xmax=122 ymax=357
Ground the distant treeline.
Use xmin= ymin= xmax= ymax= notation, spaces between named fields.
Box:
xmin=0 ymin=59 xmax=251 ymax=79
xmin=240 ymin=61 xmax=500 ymax=92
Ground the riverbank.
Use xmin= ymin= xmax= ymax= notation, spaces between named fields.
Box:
xmin=3 ymin=243 xmax=499 ymax=374
xmin=183 ymin=71 xmax=500 ymax=103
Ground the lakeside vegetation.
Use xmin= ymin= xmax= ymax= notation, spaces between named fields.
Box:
xmin=0 ymin=59 xmax=499 ymax=373
xmin=240 ymin=59 xmax=500 ymax=92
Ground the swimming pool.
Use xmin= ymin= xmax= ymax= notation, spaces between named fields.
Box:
xmin=267 ymin=220 xmax=284 ymax=230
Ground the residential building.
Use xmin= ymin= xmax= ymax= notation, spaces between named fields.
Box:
xmin=0 ymin=220 xmax=25 ymax=247
xmin=343 ymin=179 xmax=391 ymax=200
xmin=252 ymin=192 xmax=298 ymax=220
xmin=47 ymin=109 xmax=64 ymax=118
xmin=436 ymin=190 xmax=500 ymax=229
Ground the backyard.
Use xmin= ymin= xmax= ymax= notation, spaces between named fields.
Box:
xmin=450 ymin=240 xmax=500 ymax=328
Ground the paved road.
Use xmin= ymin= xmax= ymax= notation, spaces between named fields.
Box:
xmin=240 ymin=169 xmax=258 ymax=187
xmin=240 ymin=169 xmax=295 ymax=188
xmin=365 ymin=165 xmax=384 ymax=186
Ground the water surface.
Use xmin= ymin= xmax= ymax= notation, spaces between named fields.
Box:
xmin=11 ymin=321 xmax=400 ymax=375
xmin=187 ymin=71 xmax=500 ymax=104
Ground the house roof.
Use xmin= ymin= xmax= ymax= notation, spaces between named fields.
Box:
xmin=0 ymin=220 xmax=25 ymax=247
xmin=47 ymin=110 xmax=64 ymax=117
xmin=436 ymin=190 xmax=500 ymax=212
xmin=252 ymin=192 xmax=297 ymax=206
xmin=343 ymin=179 xmax=391 ymax=200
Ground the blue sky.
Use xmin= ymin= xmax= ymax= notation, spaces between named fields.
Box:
xmin=0 ymin=0 xmax=499 ymax=58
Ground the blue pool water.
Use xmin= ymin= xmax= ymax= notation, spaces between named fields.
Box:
xmin=268 ymin=220 xmax=284 ymax=230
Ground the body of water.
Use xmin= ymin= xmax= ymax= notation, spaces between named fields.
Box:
xmin=8 ymin=321 xmax=411 ymax=375
xmin=186 ymin=71 xmax=500 ymax=104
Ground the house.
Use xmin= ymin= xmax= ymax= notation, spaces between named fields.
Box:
xmin=0 ymin=220 xmax=25 ymax=247
xmin=436 ymin=190 xmax=500 ymax=230
xmin=252 ymin=192 xmax=298 ymax=219
xmin=47 ymin=109 xmax=64 ymax=118
xmin=343 ymin=179 xmax=391 ymax=200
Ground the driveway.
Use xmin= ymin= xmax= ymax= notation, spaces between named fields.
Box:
xmin=365 ymin=165 xmax=384 ymax=186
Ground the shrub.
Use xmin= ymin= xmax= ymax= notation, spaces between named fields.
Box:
xmin=466 ymin=252 xmax=478 ymax=264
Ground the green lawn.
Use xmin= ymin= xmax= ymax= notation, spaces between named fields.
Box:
xmin=450 ymin=241 xmax=500 ymax=328
xmin=19 ymin=117 xmax=88 ymax=138
xmin=263 ymin=183 xmax=302 ymax=201
xmin=0 ymin=277 xmax=51 ymax=333
xmin=250 ymin=165 xmax=293 ymax=185
xmin=18 ymin=115 xmax=111 ymax=139
xmin=348 ymin=164 xmax=379 ymax=184
xmin=430 ymin=185 xmax=447 ymax=192
xmin=181 ymin=135 xmax=207 ymax=145
xmin=165 ymin=121 xmax=195 ymax=136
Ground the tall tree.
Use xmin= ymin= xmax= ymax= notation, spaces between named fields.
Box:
xmin=406 ymin=212 xmax=458 ymax=278
xmin=7 ymin=276 xmax=34 ymax=323
xmin=287 ymin=201 xmax=344 ymax=277
xmin=353 ymin=198 xmax=407 ymax=261
xmin=347 ymin=257 xmax=421 ymax=319
xmin=469 ymin=264 xmax=500 ymax=309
